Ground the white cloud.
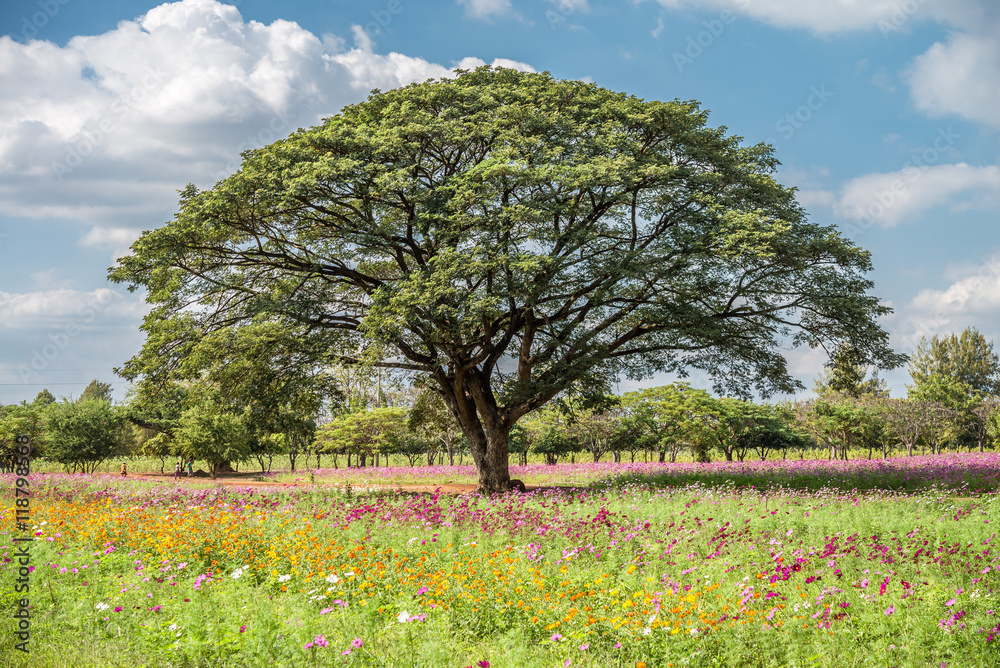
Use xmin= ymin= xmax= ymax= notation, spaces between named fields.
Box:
xmin=548 ymin=0 xmax=589 ymax=11
xmin=0 ymin=0 xmax=534 ymax=233
xmin=832 ymin=163 xmax=1000 ymax=228
xmin=892 ymin=255 xmax=1000 ymax=356
xmin=0 ymin=288 xmax=146 ymax=328
xmin=80 ymin=226 xmax=144 ymax=262
xmin=647 ymin=0 xmax=927 ymax=34
xmin=907 ymin=31 xmax=1000 ymax=129
xmin=458 ymin=0 xmax=513 ymax=20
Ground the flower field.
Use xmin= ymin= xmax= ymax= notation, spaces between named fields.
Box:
xmin=4 ymin=455 xmax=1000 ymax=667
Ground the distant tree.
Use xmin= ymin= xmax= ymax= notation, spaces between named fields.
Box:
xmin=714 ymin=399 xmax=803 ymax=462
xmin=621 ymin=384 xmax=719 ymax=462
xmin=0 ymin=402 xmax=49 ymax=472
xmin=873 ymin=397 xmax=940 ymax=457
xmin=815 ymin=342 xmax=889 ymax=398
xmin=173 ymin=392 xmax=251 ymax=478
xmin=909 ymin=328 xmax=1000 ymax=396
xmin=43 ymin=400 xmax=133 ymax=473
xmin=408 ymin=386 xmax=462 ymax=465
xmin=557 ymin=393 xmax=622 ymax=463
xmin=79 ymin=380 xmax=114 ymax=404
xmin=33 ymin=389 xmax=56 ymax=406
xmin=315 ymin=408 xmax=408 ymax=468
xmin=508 ymin=423 xmax=530 ymax=466
xmin=908 ymin=374 xmax=979 ymax=452
xmin=532 ymin=428 xmax=579 ymax=466
xmin=796 ymin=397 xmax=882 ymax=460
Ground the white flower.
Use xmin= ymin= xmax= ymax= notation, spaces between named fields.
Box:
xmin=277 ymin=574 xmax=292 ymax=583
xmin=232 ymin=568 xmax=244 ymax=579
xmin=95 ymin=602 xmax=110 ymax=611
xmin=690 ymin=628 xmax=699 ymax=635
xmin=397 ymin=611 xmax=412 ymax=623
xmin=325 ymin=574 xmax=340 ymax=584
xmin=344 ymin=571 xmax=355 ymax=578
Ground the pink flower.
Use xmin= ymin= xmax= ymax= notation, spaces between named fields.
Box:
xmin=319 ymin=607 xmax=334 ymax=615
xmin=550 ymin=633 xmax=562 ymax=642
xmin=885 ymin=606 xmax=895 ymax=616
xmin=945 ymin=598 xmax=956 ymax=607
xmin=351 ymin=638 xmax=363 ymax=649
xmin=579 ymin=643 xmax=589 ymax=651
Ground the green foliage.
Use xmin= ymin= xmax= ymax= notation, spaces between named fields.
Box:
xmin=531 ymin=429 xmax=579 ymax=466
xmin=109 ymin=67 xmax=904 ymax=491
xmin=33 ymin=388 xmax=56 ymax=406
xmin=42 ymin=399 xmax=133 ymax=473
xmin=173 ymin=391 xmax=251 ymax=477
xmin=909 ymin=327 xmax=1000 ymax=396
xmin=621 ymin=383 xmax=720 ymax=462
xmin=815 ymin=342 xmax=889 ymax=398
xmin=314 ymin=407 xmax=408 ymax=466
xmin=79 ymin=379 xmax=113 ymax=403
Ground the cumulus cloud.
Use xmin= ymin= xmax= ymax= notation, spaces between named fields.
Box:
xmin=831 ymin=163 xmax=1000 ymax=228
xmin=0 ymin=0 xmax=533 ymax=241
xmin=0 ymin=287 xmax=146 ymax=328
xmin=891 ymin=255 xmax=1000 ymax=357
xmin=458 ymin=0 xmax=514 ymax=20
xmin=907 ymin=30 xmax=1000 ymax=129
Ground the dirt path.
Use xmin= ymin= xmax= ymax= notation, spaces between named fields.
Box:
xmin=123 ymin=472 xmax=532 ymax=495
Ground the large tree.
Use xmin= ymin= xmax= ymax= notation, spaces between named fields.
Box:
xmin=109 ymin=67 xmax=903 ymax=492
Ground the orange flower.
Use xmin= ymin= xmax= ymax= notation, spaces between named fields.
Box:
xmin=637 ymin=663 xmax=647 ymax=668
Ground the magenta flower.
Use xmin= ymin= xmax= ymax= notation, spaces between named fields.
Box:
xmin=114 ymin=607 xmax=123 ymax=613
xmin=477 ymin=662 xmax=490 ymax=668
xmin=239 ymin=625 xmax=247 ymax=633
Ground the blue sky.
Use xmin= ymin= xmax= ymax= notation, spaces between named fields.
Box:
xmin=1 ymin=0 xmax=998 ymax=404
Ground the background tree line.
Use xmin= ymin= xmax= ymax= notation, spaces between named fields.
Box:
xmin=4 ymin=326 xmax=1000 ymax=474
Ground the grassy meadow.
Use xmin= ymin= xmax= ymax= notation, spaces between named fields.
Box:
xmin=3 ymin=454 xmax=1000 ymax=667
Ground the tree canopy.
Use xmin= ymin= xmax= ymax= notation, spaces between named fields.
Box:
xmin=909 ymin=328 xmax=1000 ymax=396
xmin=109 ymin=67 xmax=903 ymax=492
